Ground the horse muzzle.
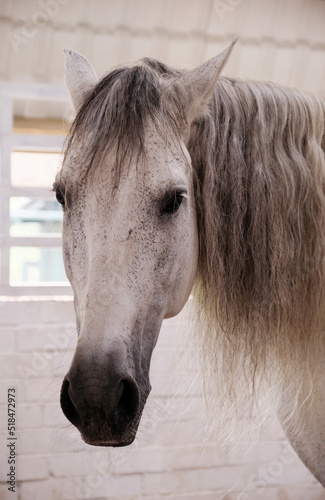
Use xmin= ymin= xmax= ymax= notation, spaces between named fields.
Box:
xmin=60 ymin=358 xmax=150 ymax=447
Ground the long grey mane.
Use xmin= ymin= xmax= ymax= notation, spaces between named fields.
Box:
xmin=187 ymin=77 xmax=325 ymax=438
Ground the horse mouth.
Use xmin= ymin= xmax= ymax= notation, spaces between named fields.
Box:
xmin=81 ymin=431 xmax=136 ymax=447
xmin=73 ymin=404 xmax=142 ymax=448
xmin=77 ymin=416 xmax=140 ymax=448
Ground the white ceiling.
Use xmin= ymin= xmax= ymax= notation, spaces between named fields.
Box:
xmin=0 ymin=0 xmax=324 ymax=119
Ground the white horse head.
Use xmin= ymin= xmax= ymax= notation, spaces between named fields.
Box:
xmin=56 ymin=42 xmax=235 ymax=446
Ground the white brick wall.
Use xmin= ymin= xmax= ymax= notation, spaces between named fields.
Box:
xmin=0 ymin=298 xmax=324 ymax=499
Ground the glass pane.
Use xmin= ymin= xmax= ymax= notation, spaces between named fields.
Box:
xmin=10 ymin=247 xmax=69 ymax=285
xmin=10 ymin=197 xmax=63 ymax=236
xmin=11 ymin=151 xmax=62 ymax=188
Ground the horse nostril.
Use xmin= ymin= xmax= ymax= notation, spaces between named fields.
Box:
xmin=116 ymin=378 xmax=140 ymax=425
xmin=60 ymin=378 xmax=82 ymax=428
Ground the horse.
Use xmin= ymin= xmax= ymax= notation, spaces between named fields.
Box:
xmin=54 ymin=40 xmax=325 ymax=486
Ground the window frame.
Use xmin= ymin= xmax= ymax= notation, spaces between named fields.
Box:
xmin=0 ymin=81 xmax=72 ymax=296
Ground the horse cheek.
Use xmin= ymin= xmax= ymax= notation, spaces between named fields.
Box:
xmin=164 ymin=225 xmax=198 ymax=318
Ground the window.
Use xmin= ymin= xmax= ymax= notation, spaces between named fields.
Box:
xmin=0 ymin=82 xmax=72 ymax=295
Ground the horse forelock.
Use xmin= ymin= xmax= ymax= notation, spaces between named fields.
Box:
xmin=62 ymin=61 xmax=186 ymax=191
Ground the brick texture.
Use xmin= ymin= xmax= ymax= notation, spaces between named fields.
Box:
xmin=0 ymin=299 xmax=324 ymax=499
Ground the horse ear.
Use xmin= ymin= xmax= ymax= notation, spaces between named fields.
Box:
xmin=177 ymin=38 xmax=237 ymax=124
xmin=63 ymin=48 xmax=98 ymax=111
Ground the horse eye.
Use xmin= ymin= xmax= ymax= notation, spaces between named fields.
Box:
xmin=161 ymin=192 xmax=184 ymax=215
xmin=55 ymin=185 xmax=66 ymax=209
